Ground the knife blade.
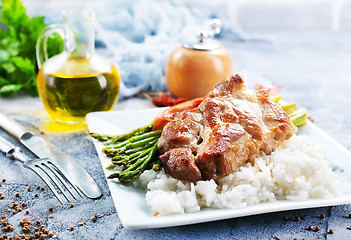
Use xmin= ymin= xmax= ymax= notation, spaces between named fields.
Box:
xmin=0 ymin=111 xmax=102 ymax=199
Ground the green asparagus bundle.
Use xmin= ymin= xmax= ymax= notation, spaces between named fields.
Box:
xmin=90 ymin=123 xmax=162 ymax=183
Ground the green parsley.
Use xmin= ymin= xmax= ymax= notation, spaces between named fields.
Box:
xmin=0 ymin=0 xmax=63 ymax=97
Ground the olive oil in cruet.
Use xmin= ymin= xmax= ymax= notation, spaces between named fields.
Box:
xmin=36 ymin=9 xmax=120 ymax=123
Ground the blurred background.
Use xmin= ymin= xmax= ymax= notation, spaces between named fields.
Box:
xmin=20 ymin=0 xmax=351 ymax=97
xmin=23 ymin=0 xmax=347 ymax=31
xmin=2 ymin=0 xmax=351 ymax=145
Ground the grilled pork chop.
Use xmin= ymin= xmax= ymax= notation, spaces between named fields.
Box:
xmin=158 ymin=74 xmax=297 ymax=181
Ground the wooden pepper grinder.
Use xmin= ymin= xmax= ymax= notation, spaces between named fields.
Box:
xmin=166 ymin=19 xmax=233 ymax=99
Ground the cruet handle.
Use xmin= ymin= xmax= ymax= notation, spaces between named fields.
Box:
xmin=36 ymin=24 xmax=64 ymax=69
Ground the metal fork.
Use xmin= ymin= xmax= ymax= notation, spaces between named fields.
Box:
xmin=0 ymin=135 xmax=82 ymax=204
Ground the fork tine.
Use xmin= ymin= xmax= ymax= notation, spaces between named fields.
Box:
xmin=48 ymin=162 xmax=84 ymax=198
xmin=28 ymin=166 xmax=64 ymax=204
xmin=36 ymin=164 xmax=71 ymax=202
xmin=42 ymin=162 xmax=78 ymax=200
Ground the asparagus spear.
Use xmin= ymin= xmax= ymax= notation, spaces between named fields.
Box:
xmin=289 ymin=109 xmax=308 ymax=127
xmin=281 ymin=103 xmax=298 ymax=115
xmin=89 ymin=123 xmax=154 ymax=145
xmin=104 ymin=123 xmax=153 ymax=145
xmin=101 ymin=130 xmax=161 ymax=157
xmin=110 ymin=142 xmax=159 ymax=183
xmin=112 ymin=147 xmax=153 ymax=168
xmin=271 ymin=95 xmax=283 ymax=103
xmin=89 ymin=133 xmax=112 ymax=142
xmin=275 ymin=96 xmax=308 ymax=127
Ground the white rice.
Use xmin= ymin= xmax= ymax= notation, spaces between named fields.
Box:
xmin=134 ymin=135 xmax=351 ymax=215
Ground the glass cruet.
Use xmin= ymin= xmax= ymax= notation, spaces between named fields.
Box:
xmin=36 ymin=9 xmax=120 ymax=124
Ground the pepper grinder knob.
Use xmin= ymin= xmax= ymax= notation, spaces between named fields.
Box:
xmin=208 ymin=19 xmax=222 ymax=38
xmin=184 ymin=18 xmax=222 ymax=50
xmin=195 ymin=19 xmax=222 ymax=43
xmin=196 ymin=30 xmax=208 ymax=43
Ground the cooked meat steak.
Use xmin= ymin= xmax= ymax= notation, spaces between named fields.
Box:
xmin=158 ymin=74 xmax=297 ymax=181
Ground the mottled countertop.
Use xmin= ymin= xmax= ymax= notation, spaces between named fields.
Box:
xmin=1 ymin=2 xmax=351 ymax=239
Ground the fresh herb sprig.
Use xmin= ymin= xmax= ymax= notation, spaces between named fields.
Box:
xmin=0 ymin=0 xmax=63 ymax=97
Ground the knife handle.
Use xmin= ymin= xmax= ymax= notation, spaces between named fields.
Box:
xmin=0 ymin=111 xmax=32 ymax=140
xmin=0 ymin=135 xmax=27 ymax=163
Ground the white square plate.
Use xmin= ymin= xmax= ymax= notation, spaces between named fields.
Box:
xmin=86 ymin=109 xmax=351 ymax=229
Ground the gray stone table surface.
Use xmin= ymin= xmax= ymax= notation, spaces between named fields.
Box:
xmin=1 ymin=25 xmax=351 ymax=240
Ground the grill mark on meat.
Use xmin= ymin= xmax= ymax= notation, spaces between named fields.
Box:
xmin=158 ymin=74 xmax=297 ymax=181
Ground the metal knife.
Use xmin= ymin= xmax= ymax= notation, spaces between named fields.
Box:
xmin=0 ymin=111 xmax=102 ymax=199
